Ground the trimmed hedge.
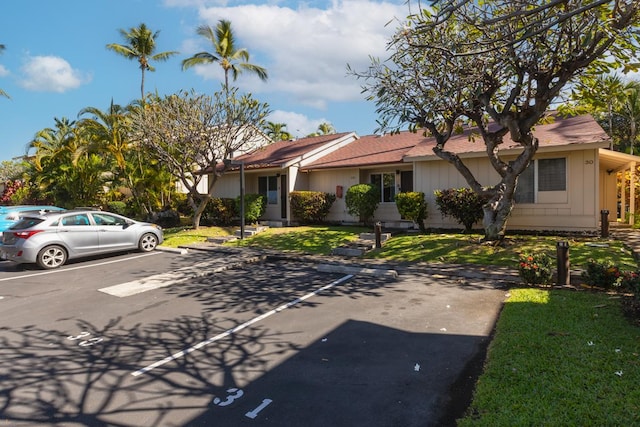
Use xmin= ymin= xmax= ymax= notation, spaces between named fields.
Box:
xmin=201 ymin=197 xmax=237 ymax=226
xmin=395 ymin=191 xmax=427 ymax=233
xmin=434 ymin=187 xmax=488 ymax=233
xmin=236 ymin=193 xmax=267 ymax=224
xmin=290 ymin=191 xmax=336 ymax=224
xmin=345 ymin=184 xmax=380 ymax=225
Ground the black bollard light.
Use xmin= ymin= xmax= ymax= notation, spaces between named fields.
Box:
xmin=375 ymin=221 xmax=382 ymax=249
xmin=600 ymin=209 xmax=609 ymax=238
xmin=556 ymin=241 xmax=570 ymax=286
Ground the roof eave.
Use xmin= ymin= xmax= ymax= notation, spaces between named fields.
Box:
xmin=404 ymin=140 xmax=610 ymax=162
xmin=282 ymin=132 xmax=358 ymax=168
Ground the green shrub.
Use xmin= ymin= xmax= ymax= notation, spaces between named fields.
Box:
xmin=236 ymin=193 xmax=266 ymax=224
xmin=395 ymin=191 xmax=427 ymax=233
xmin=434 ymin=187 xmax=488 ymax=232
xmin=171 ymin=193 xmax=192 ymax=216
xmin=150 ymin=208 xmax=181 ymax=228
xmin=345 ymin=184 xmax=380 ymax=225
xmin=582 ymin=258 xmax=623 ymax=289
xmin=518 ymin=253 xmax=553 ymax=285
xmin=202 ymin=197 xmax=237 ymax=226
xmin=106 ymin=201 xmax=127 ymax=215
xmin=290 ymin=191 xmax=336 ymax=224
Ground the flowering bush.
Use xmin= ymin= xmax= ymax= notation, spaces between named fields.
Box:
xmin=620 ymin=271 xmax=640 ymax=299
xmin=581 ymin=259 xmax=623 ymax=289
xmin=518 ymin=253 xmax=553 ymax=285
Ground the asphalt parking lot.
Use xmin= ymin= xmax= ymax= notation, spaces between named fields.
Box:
xmin=0 ymin=249 xmax=507 ymax=426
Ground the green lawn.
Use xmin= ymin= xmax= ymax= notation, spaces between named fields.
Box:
xmin=164 ymin=225 xmax=637 ymax=270
xmin=161 ymin=225 xmax=236 ymax=247
xmin=458 ymin=288 xmax=640 ymax=426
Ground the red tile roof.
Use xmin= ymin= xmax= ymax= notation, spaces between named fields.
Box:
xmin=219 ymin=115 xmax=609 ymax=173
xmin=303 ymin=131 xmax=426 ymax=170
xmin=405 ymin=114 xmax=610 ymax=160
xmin=232 ymin=132 xmax=354 ymax=169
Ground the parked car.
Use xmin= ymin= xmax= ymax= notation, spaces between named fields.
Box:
xmin=0 ymin=205 xmax=66 ymax=239
xmin=0 ymin=210 xmax=164 ymax=269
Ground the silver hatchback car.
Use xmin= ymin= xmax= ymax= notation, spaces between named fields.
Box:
xmin=1 ymin=210 xmax=164 ymax=269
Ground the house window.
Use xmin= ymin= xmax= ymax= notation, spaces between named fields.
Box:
xmin=371 ymin=172 xmax=396 ymax=202
xmin=538 ymin=158 xmax=566 ymax=191
xmin=258 ymin=176 xmax=278 ymax=205
xmin=515 ymin=158 xmax=567 ymax=204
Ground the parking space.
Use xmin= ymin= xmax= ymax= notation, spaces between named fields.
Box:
xmin=0 ymin=251 xmax=506 ymax=426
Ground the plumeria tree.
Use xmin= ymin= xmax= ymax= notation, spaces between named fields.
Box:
xmin=353 ymin=0 xmax=640 ymax=240
xmin=130 ymin=87 xmax=270 ymax=228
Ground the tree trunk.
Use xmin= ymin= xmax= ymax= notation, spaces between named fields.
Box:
xmin=482 ymin=190 xmax=514 ymax=241
xmin=191 ymin=194 xmax=211 ymax=230
xmin=192 ymin=210 xmax=203 ymax=230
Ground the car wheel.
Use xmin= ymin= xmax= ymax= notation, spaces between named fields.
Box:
xmin=37 ymin=245 xmax=67 ymax=269
xmin=139 ymin=233 xmax=158 ymax=252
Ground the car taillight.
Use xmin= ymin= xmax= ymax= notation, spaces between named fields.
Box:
xmin=12 ymin=230 xmax=43 ymax=239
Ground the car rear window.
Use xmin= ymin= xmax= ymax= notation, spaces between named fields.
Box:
xmin=9 ymin=217 xmax=45 ymax=230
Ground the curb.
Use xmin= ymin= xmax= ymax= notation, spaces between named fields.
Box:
xmin=317 ymin=263 xmax=398 ymax=278
xmin=156 ymin=245 xmax=189 ymax=255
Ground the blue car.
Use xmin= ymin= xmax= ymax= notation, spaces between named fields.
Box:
xmin=0 ymin=205 xmax=65 ymax=240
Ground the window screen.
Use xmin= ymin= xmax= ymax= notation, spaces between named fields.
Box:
xmin=514 ymin=162 xmax=535 ymax=203
xmin=538 ymin=158 xmax=566 ymax=191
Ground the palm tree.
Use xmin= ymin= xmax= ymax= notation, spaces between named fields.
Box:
xmin=78 ymin=100 xmax=130 ymax=171
xmin=619 ymin=81 xmax=640 ymax=155
xmin=264 ymin=122 xmax=292 ymax=141
xmin=317 ymin=122 xmax=336 ymax=135
xmin=106 ymin=23 xmax=178 ymax=99
xmin=181 ymin=20 xmax=268 ymax=93
xmin=0 ymin=44 xmax=9 ymax=99
xmin=307 ymin=122 xmax=336 ymax=137
xmin=27 ymin=117 xmax=77 ymax=172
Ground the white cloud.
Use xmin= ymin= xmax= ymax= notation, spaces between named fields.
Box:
xmin=0 ymin=65 xmax=8 ymax=77
xmin=267 ymin=109 xmax=330 ymax=138
xmin=182 ymin=1 xmax=406 ymax=107
xmin=18 ymin=55 xmax=91 ymax=93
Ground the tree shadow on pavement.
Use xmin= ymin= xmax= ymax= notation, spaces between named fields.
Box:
xmin=0 ymin=313 xmax=301 ymax=426
xmin=163 ymin=259 xmax=398 ymax=315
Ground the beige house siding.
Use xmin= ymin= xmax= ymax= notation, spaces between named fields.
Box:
xmin=415 ymin=149 xmax=601 ymax=231
xmin=211 ymin=174 xmax=239 ymax=198
xmin=306 ymin=169 xmax=359 ymax=222
xmin=599 ymin=171 xmax=618 ymax=220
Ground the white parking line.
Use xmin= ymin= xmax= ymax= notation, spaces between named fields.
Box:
xmin=131 ymin=273 xmax=354 ymax=377
xmin=0 ymin=252 xmax=162 ymax=282
xmin=99 ymin=257 xmax=262 ymax=297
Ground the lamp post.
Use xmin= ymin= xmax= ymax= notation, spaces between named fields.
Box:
xmin=238 ymin=160 xmax=245 ymax=240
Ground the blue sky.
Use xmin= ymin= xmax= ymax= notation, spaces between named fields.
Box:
xmin=0 ymin=0 xmax=409 ymax=162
